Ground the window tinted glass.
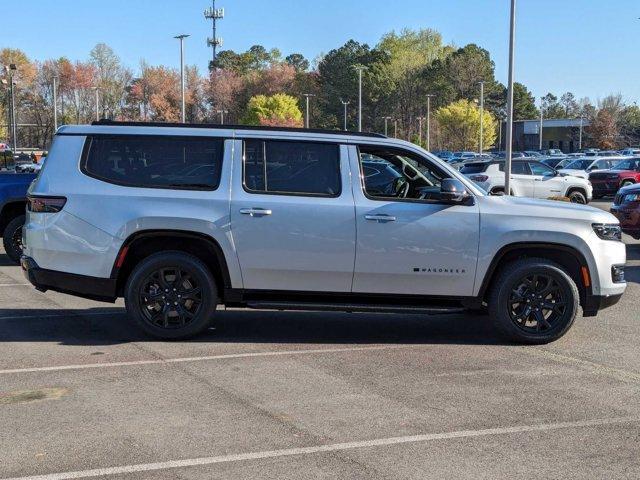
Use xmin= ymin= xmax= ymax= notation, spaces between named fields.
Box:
xmin=460 ymin=163 xmax=489 ymax=174
xmin=83 ymin=135 xmax=224 ymax=190
xmin=498 ymin=162 xmax=529 ymax=174
xmin=529 ymin=162 xmax=555 ymax=176
xmin=244 ymin=140 xmax=340 ymax=196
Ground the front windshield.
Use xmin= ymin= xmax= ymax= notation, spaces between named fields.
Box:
xmin=565 ymin=159 xmax=591 ymax=170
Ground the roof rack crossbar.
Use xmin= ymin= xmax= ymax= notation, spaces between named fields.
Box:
xmin=91 ymin=120 xmax=386 ymax=139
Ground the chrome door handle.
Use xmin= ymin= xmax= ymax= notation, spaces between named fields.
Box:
xmin=240 ymin=208 xmax=272 ymax=217
xmin=365 ymin=214 xmax=396 ymax=223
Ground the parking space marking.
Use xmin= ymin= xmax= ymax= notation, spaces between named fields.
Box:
xmin=0 ymin=345 xmax=416 ymax=375
xmin=0 ymin=283 xmax=30 ymax=286
xmin=3 ymin=416 xmax=638 ymax=480
xmin=521 ymin=347 xmax=640 ymax=384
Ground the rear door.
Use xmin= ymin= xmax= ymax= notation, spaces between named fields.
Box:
xmin=508 ymin=162 xmax=535 ymax=197
xmin=230 ymin=138 xmax=356 ymax=292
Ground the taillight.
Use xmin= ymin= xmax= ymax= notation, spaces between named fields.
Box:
xmin=27 ymin=196 xmax=67 ymax=213
xmin=470 ymin=175 xmax=489 ymax=182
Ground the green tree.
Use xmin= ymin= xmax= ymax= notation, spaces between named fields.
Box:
xmin=513 ymin=82 xmax=539 ymax=119
xmin=242 ymin=93 xmax=303 ymax=127
xmin=435 ymin=99 xmax=496 ymax=151
xmin=541 ymin=93 xmax=565 ymax=118
xmin=285 ymin=53 xmax=310 ymax=72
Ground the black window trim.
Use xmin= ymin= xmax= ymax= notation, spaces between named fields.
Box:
xmin=356 ymin=144 xmax=473 ymax=206
xmin=80 ymin=134 xmax=226 ymax=192
xmin=241 ymin=138 xmax=343 ymax=199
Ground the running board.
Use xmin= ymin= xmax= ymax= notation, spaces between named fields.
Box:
xmin=244 ymin=301 xmax=466 ymax=315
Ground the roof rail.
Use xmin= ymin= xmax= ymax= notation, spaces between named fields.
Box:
xmin=91 ymin=120 xmax=387 ymax=139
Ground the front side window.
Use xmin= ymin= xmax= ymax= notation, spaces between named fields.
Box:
xmin=529 ymin=162 xmax=556 ymax=176
xmin=243 ymin=140 xmax=340 ymax=196
xmin=358 ymin=145 xmax=451 ymax=202
xmin=83 ymin=135 xmax=224 ymax=190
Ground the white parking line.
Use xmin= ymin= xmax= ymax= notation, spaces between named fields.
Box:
xmin=0 ymin=283 xmax=30 ymax=286
xmin=3 ymin=416 xmax=637 ymax=480
xmin=0 ymin=311 xmax=122 ymax=321
xmin=0 ymin=345 xmax=416 ymax=375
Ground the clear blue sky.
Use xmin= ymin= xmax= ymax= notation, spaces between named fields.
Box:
xmin=3 ymin=0 xmax=639 ymax=103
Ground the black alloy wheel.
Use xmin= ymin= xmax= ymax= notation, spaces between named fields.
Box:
xmin=507 ymin=273 xmax=567 ymax=334
xmin=3 ymin=215 xmax=25 ymax=264
xmin=125 ymin=251 xmax=218 ymax=340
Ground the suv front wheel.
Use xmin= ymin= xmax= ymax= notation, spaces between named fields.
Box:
xmin=488 ymin=258 xmax=579 ymax=344
xmin=124 ymin=251 xmax=218 ymax=340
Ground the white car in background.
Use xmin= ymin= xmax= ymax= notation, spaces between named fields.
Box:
xmin=557 ymin=157 xmax=624 ymax=180
xmin=461 ymin=159 xmax=593 ymax=203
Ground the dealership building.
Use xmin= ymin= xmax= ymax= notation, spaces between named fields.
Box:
xmin=498 ymin=118 xmax=589 ymax=153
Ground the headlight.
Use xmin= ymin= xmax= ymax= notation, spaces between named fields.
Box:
xmin=592 ymin=223 xmax=622 ymax=241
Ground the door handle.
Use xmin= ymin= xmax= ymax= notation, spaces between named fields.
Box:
xmin=365 ymin=214 xmax=396 ymax=223
xmin=240 ymin=208 xmax=272 ymax=217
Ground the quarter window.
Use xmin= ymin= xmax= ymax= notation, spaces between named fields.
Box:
xmin=243 ymin=140 xmax=340 ymax=196
xmin=83 ymin=135 xmax=224 ymax=190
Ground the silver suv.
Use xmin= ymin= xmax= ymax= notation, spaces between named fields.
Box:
xmin=22 ymin=121 xmax=627 ymax=344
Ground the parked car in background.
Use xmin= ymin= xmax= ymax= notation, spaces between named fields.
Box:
xmin=557 ymin=158 xmax=622 ymax=180
xmin=21 ymin=121 xmax=625 ymax=344
xmin=461 ymin=159 xmax=592 ymax=203
xmin=0 ymin=171 xmax=37 ymax=262
xmin=610 ymin=183 xmax=640 ymax=239
xmin=523 ymin=150 xmax=542 ymax=157
xmin=589 ymin=158 xmax=640 ymax=198
xmin=540 ymin=149 xmax=564 ymax=157
xmin=432 ymin=150 xmax=454 ymax=161
xmin=620 ymin=148 xmax=640 ymax=156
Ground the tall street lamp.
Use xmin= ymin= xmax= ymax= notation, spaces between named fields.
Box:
xmin=6 ymin=64 xmax=18 ymax=150
xmin=340 ymin=99 xmax=350 ymax=131
xmin=174 ymin=34 xmax=190 ymax=123
xmin=381 ymin=116 xmax=392 ymax=136
xmin=504 ymin=0 xmax=517 ymax=196
xmin=417 ymin=116 xmax=426 ymax=146
xmin=302 ymin=93 xmax=315 ymax=129
xmin=579 ymin=116 xmax=584 ymax=150
xmin=216 ymin=109 xmax=228 ymax=124
xmin=425 ymin=94 xmax=435 ymax=152
xmin=353 ymin=65 xmax=367 ymax=132
xmin=539 ymin=102 xmax=544 ymax=150
xmin=478 ymin=81 xmax=485 ymax=154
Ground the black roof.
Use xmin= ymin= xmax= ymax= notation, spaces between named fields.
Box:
xmin=91 ymin=120 xmax=386 ymax=139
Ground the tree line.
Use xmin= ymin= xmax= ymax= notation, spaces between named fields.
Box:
xmin=1 ymin=28 xmax=639 ymax=150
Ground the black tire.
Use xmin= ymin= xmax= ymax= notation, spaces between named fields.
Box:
xmin=124 ymin=251 xmax=218 ymax=340
xmin=488 ymin=258 xmax=579 ymax=344
xmin=2 ymin=215 xmax=25 ymax=264
xmin=567 ymin=190 xmax=587 ymax=204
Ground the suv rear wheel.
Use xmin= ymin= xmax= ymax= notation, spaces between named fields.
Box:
xmin=124 ymin=251 xmax=218 ymax=340
xmin=488 ymin=258 xmax=579 ymax=344
xmin=567 ymin=190 xmax=587 ymax=204
xmin=3 ymin=215 xmax=25 ymax=264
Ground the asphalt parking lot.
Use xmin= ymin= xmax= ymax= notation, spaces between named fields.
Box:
xmin=0 ymin=200 xmax=639 ymax=480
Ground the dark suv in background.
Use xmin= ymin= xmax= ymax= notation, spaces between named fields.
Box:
xmin=590 ymin=158 xmax=640 ymax=198
xmin=611 ymin=183 xmax=640 ymax=239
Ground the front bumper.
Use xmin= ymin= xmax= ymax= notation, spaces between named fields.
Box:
xmin=591 ymin=181 xmax=620 ymax=196
xmin=21 ymin=256 xmax=117 ymax=303
xmin=582 ymin=293 xmax=624 ymax=317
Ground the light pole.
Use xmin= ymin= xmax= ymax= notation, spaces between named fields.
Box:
xmin=578 ymin=116 xmax=584 ymax=151
xmin=174 ymin=34 xmax=190 ymax=123
xmin=6 ymin=65 xmax=18 ymax=150
xmin=478 ymin=81 xmax=485 ymax=154
xmin=93 ymin=87 xmax=100 ymax=122
xmin=353 ymin=65 xmax=367 ymax=132
xmin=504 ymin=0 xmax=516 ymax=196
xmin=340 ymin=99 xmax=350 ymax=131
xmin=216 ymin=109 xmax=228 ymax=124
xmin=53 ymin=75 xmax=59 ymax=132
xmin=393 ymin=119 xmax=398 ymax=138
xmin=417 ymin=116 xmax=425 ymax=146
xmin=538 ymin=104 xmax=544 ymax=150
xmin=302 ymin=94 xmax=315 ymax=129
xmin=381 ymin=116 xmax=392 ymax=136
xmin=425 ymin=94 xmax=435 ymax=152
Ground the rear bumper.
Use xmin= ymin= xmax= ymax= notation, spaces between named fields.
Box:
xmin=21 ymin=256 xmax=117 ymax=303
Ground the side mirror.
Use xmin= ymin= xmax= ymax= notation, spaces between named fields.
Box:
xmin=441 ymin=178 xmax=472 ymax=204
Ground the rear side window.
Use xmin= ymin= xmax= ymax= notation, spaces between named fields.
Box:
xmin=460 ymin=163 xmax=489 ymax=174
xmin=243 ymin=140 xmax=340 ymax=196
xmin=82 ymin=135 xmax=224 ymax=190
xmin=498 ymin=162 xmax=529 ymax=174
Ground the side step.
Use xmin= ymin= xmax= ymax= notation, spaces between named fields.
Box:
xmin=245 ymin=301 xmax=466 ymax=315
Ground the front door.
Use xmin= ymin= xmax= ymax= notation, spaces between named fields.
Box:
xmin=529 ymin=161 xmax=563 ymax=198
xmin=230 ymin=139 xmax=355 ymax=292
xmin=350 ymin=145 xmax=480 ymax=297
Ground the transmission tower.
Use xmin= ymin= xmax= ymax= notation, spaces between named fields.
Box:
xmin=204 ymin=0 xmax=224 ymax=70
